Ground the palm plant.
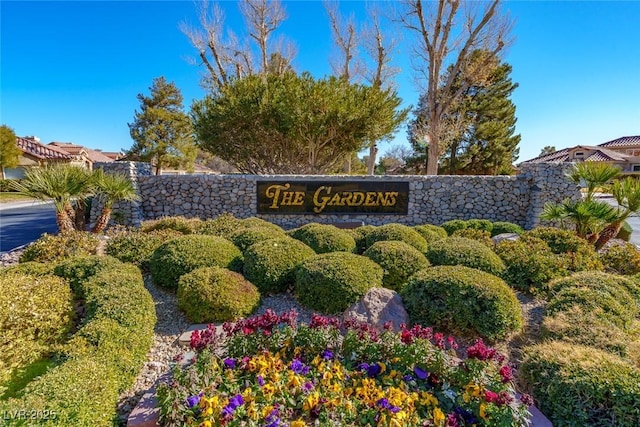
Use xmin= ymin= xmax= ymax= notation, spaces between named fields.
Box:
xmin=91 ymin=170 xmax=139 ymax=233
xmin=565 ymin=162 xmax=621 ymax=201
xmin=11 ymin=165 xmax=93 ymax=233
xmin=593 ymin=177 xmax=640 ymax=249
xmin=541 ymin=198 xmax=621 ymax=243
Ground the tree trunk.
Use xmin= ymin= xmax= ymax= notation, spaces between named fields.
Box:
xmin=367 ymin=144 xmax=378 ymax=175
xmin=64 ymin=202 xmax=76 ymax=228
xmin=426 ymin=137 xmax=439 ymax=175
xmin=594 ymin=222 xmax=623 ymax=251
xmin=74 ymin=200 xmax=86 ymax=231
xmin=92 ymin=207 xmax=112 ymax=234
xmin=56 ymin=210 xmax=75 ymax=234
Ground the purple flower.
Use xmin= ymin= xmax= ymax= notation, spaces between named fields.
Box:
xmin=403 ymin=374 xmax=414 ymax=382
xmin=366 ymin=363 xmax=382 ymax=378
xmin=302 ymin=381 xmax=314 ymax=391
xmin=264 ymin=409 xmax=280 ymax=427
xmin=454 ymin=407 xmax=476 ymax=424
xmin=376 ymin=398 xmax=390 ymax=409
xmin=413 ymin=366 xmax=428 ymax=380
xmin=185 ymin=393 xmax=202 ymax=408
xmin=321 ymin=349 xmax=333 ymax=360
xmin=223 ymin=358 xmax=236 ymax=369
xmin=257 ymin=375 xmax=265 ymax=387
xmin=290 ymin=359 xmax=309 ymax=375
xmin=221 ymin=394 xmax=244 ymax=417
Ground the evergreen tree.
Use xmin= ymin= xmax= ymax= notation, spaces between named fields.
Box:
xmin=127 ymin=77 xmax=196 ymax=175
xmin=0 ymin=125 xmax=21 ymax=180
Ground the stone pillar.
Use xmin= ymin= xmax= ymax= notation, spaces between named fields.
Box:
xmin=518 ymin=162 xmax=581 ymax=230
xmin=89 ymin=161 xmax=152 ymax=229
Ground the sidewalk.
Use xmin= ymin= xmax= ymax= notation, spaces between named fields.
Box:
xmin=0 ymin=199 xmax=53 ymax=211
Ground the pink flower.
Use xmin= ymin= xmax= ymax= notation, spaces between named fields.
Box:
xmin=499 ymin=365 xmax=514 ymax=383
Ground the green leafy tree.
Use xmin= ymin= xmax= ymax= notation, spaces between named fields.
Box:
xmin=127 ymin=77 xmax=196 ymax=175
xmin=540 ymin=145 xmax=556 ymax=155
xmin=192 ymin=72 xmax=407 ymax=174
xmin=0 ymin=125 xmax=21 ymax=180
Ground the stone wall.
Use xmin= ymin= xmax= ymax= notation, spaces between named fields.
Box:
xmin=91 ymin=162 xmax=579 ymax=230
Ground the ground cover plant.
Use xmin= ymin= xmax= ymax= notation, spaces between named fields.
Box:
xmin=157 ymin=310 xmax=532 ymax=427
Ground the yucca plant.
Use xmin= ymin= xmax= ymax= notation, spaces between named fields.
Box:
xmin=10 ymin=165 xmax=93 ymax=233
xmin=565 ymin=162 xmax=621 ymax=201
xmin=91 ymin=170 xmax=139 ymax=233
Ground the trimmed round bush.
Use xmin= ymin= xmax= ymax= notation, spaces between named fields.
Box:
xmin=491 ymin=221 xmax=524 ymax=236
xmin=426 ymin=237 xmax=505 ymax=275
xmin=546 ymin=271 xmax=640 ymax=306
xmin=451 ymin=228 xmax=493 ymax=246
xmin=465 ymin=219 xmax=494 ymax=233
xmin=140 ymin=216 xmax=202 ymax=234
xmin=401 ymin=266 xmax=522 ymax=341
xmin=617 ymin=220 xmax=632 ymax=241
xmin=600 ymin=242 xmax=640 ymax=275
xmin=495 ymin=237 xmax=567 ymax=295
xmin=295 ymin=252 xmax=383 ymax=314
xmin=105 ymin=229 xmax=183 ymax=267
xmin=19 ymin=231 xmax=99 ymax=263
xmin=177 ymin=267 xmax=260 ymax=323
xmin=0 ymin=273 xmax=74 ymax=383
xmin=243 ymin=237 xmax=316 ymax=294
xmin=413 ymin=224 xmax=448 ymax=243
xmin=521 ymin=342 xmax=640 ymax=427
xmin=440 ymin=219 xmax=468 ymax=235
xmin=0 ymin=261 xmax=53 ymax=276
xmin=364 ymin=223 xmax=428 ymax=252
xmin=197 ymin=213 xmax=244 ymax=238
xmin=54 ymin=255 xmax=125 ymax=294
xmin=349 ymin=225 xmax=377 ymax=254
xmin=288 ymin=223 xmax=356 ymax=254
xmin=150 ymin=235 xmax=243 ymax=289
xmin=230 ymin=226 xmax=287 ymax=252
xmin=525 ymin=227 xmax=603 ymax=272
xmin=363 ymin=241 xmax=430 ymax=291
xmin=240 ymin=217 xmax=284 ymax=233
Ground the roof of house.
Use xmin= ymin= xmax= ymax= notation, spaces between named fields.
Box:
xmin=17 ymin=136 xmax=74 ymax=161
xmin=49 ymin=142 xmax=114 ymax=163
xmin=521 ymin=136 xmax=640 ymax=164
xmin=598 ymin=135 xmax=640 ymax=148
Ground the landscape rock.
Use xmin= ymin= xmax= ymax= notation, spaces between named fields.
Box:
xmin=492 ymin=233 xmax=520 ymax=245
xmin=342 ymin=287 xmax=409 ymax=332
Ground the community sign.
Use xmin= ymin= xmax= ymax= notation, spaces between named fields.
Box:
xmin=257 ymin=181 xmax=409 ymax=214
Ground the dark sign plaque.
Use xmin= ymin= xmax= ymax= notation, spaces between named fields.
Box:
xmin=257 ymin=181 xmax=409 ymax=215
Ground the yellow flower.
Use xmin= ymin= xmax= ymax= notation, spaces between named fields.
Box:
xmin=199 ymin=421 xmax=212 ymax=427
xmin=420 ymin=391 xmax=438 ymax=407
xmin=262 ymin=405 xmax=274 ymax=418
xmin=246 ymin=401 xmax=258 ymax=420
xmin=287 ymin=372 xmax=302 ymax=389
xmin=262 ymin=383 xmax=276 ymax=399
xmin=479 ymin=403 xmax=488 ymax=420
xmin=242 ymin=387 xmax=253 ymax=403
xmin=291 ymin=420 xmax=305 ymax=427
xmin=303 ymin=392 xmax=320 ymax=411
xmin=433 ymin=407 xmax=445 ymax=426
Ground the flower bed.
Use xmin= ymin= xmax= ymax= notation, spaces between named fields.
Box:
xmin=158 ymin=310 xmax=531 ymax=427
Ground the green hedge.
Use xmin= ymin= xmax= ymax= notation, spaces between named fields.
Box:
xmin=364 ymin=223 xmax=428 ymax=252
xmin=524 ymin=227 xmax=602 ymax=271
xmin=1 ymin=256 xmax=156 ymax=426
xmin=440 ymin=219 xmax=493 ymax=235
xmin=150 ymin=235 xmax=243 ymax=289
xmin=349 ymin=225 xmax=377 ymax=254
xmin=426 ymin=237 xmax=505 ymax=275
xmin=197 ymin=213 xmax=244 ymax=238
xmin=545 ymin=271 xmax=640 ymax=309
xmin=0 ymin=262 xmax=54 ymax=277
xmin=105 ymin=229 xmax=183 ymax=267
xmin=19 ymin=232 xmax=99 ymax=264
xmin=401 ymin=266 xmax=522 ymax=342
xmin=243 ymin=237 xmax=316 ymax=294
xmin=521 ymin=342 xmax=640 ymax=427
xmin=230 ymin=226 xmax=287 ymax=252
xmin=363 ymin=240 xmax=430 ymax=291
xmin=490 ymin=221 xmax=524 ymax=236
xmin=600 ymin=242 xmax=640 ymax=275
xmin=177 ymin=267 xmax=260 ymax=323
xmin=412 ymin=224 xmax=448 ymax=243
xmin=240 ymin=217 xmax=284 ymax=233
xmin=0 ymin=273 xmax=74 ymax=385
xmin=288 ymin=223 xmax=356 ymax=254
xmin=295 ymin=252 xmax=383 ymax=314
xmin=450 ymin=228 xmax=493 ymax=246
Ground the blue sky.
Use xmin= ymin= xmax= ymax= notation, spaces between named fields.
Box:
xmin=1 ymin=1 xmax=639 ymax=164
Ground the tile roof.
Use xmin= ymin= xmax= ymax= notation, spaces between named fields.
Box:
xmin=17 ymin=137 xmax=74 ymax=160
xmin=524 ymin=148 xmax=569 ymax=163
xmin=49 ymin=142 xmax=114 ymax=163
xmin=598 ymin=136 xmax=640 ymax=148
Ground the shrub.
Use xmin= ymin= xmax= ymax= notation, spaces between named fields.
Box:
xmin=19 ymin=232 xmax=99 ymax=263
xmin=495 ymin=237 xmax=567 ymax=295
xmin=240 ymin=217 xmax=284 ymax=233
xmin=617 ymin=220 xmax=632 ymax=241
xmin=401 ymin=266 xmax=522 ymax=342
xmin=230 ymin=226 xmax=286 ymax=252
xmin=0 ymin=261 xmax=53 ymax=276
xmin=288 ymin=223 xmax=356 ymax=254
xmin=413 ymin=224 xmax=448 ymax=243
xmin=364 ymin=223 xmax=428 ymax=252
xmin=349 ymin=225 xmax=377 ymax=254
xmin=490 ymin=221 xmax=524 ymax=236
xmin=54 ymin=255 xmax=124 ymax=294
xmin=525 ymin=227 xmax=603 ymax=271
xmin=104 ymin=228 xmax=183 ymax=267
xmin=243 ymin=237 xmax=316 ymax=294
xmin=465 ymin=219 xmax=494 ymax=233
xmin=0 ymin=273 xmax=74 ymax=384
xmin=363 ymin=241 xmax=430 ymax=291
xmin=600 ymin=242 xmax=640 ymax=275
xmin=546 ymin=271 xmax=640 ymax=307
xmin=426 ymin=237 xmax=505 ymax=275
xmin=521 ymin=342 xmax=640 ymax=427
xmin=295 ymin=252 xmax=383 ymax=314
xmin=451 ymin=228 xmax=493 ymax=246
xmin=178 ymin=267 xmax=260 ymax=323
xmin=197 ymin=213 xmax=244 ymax=238
xmin=440 ymin=219 xmax=468 ymax=235
xmin=140 ymin=215 xmax=201 ymax=234
xmin=541 ymin=306 xmax=632 ymax=359
xmin=150 ymin=235 xmax=243 ymax=289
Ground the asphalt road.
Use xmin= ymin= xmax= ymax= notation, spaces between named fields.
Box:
xmin=0 ymin=202 xmax=58 ymax=254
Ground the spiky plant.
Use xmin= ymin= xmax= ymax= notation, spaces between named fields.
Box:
xmin=565 ymin=162 xmax=621 ymax=201
xmin=594 ymin=177 xmax=640 ymax=249
xmin=91 ymin=170 xmax=138 ymax=233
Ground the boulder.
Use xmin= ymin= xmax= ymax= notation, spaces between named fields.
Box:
xmin=492 ymin=233 xmax=520 ymax=245
xmin=342 ymin=287 xmax=408 ymax=332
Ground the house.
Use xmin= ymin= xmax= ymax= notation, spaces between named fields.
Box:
xmin=521 ymin=136 xmax=640 ymax=173
xmin=48 ymin=142 xmax=115 ymax=168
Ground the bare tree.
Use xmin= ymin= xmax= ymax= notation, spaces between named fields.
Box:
xmin=399 ymin=0 xmax=513 ymax=175
xmin=325 ymin=1 xmax=362 ymax=81
xmin=181 ymin=0 xmax=295 ymax=90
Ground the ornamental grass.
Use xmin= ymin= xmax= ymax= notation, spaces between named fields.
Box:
xmin=158 ymin=310 xmax=531 ymax=427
